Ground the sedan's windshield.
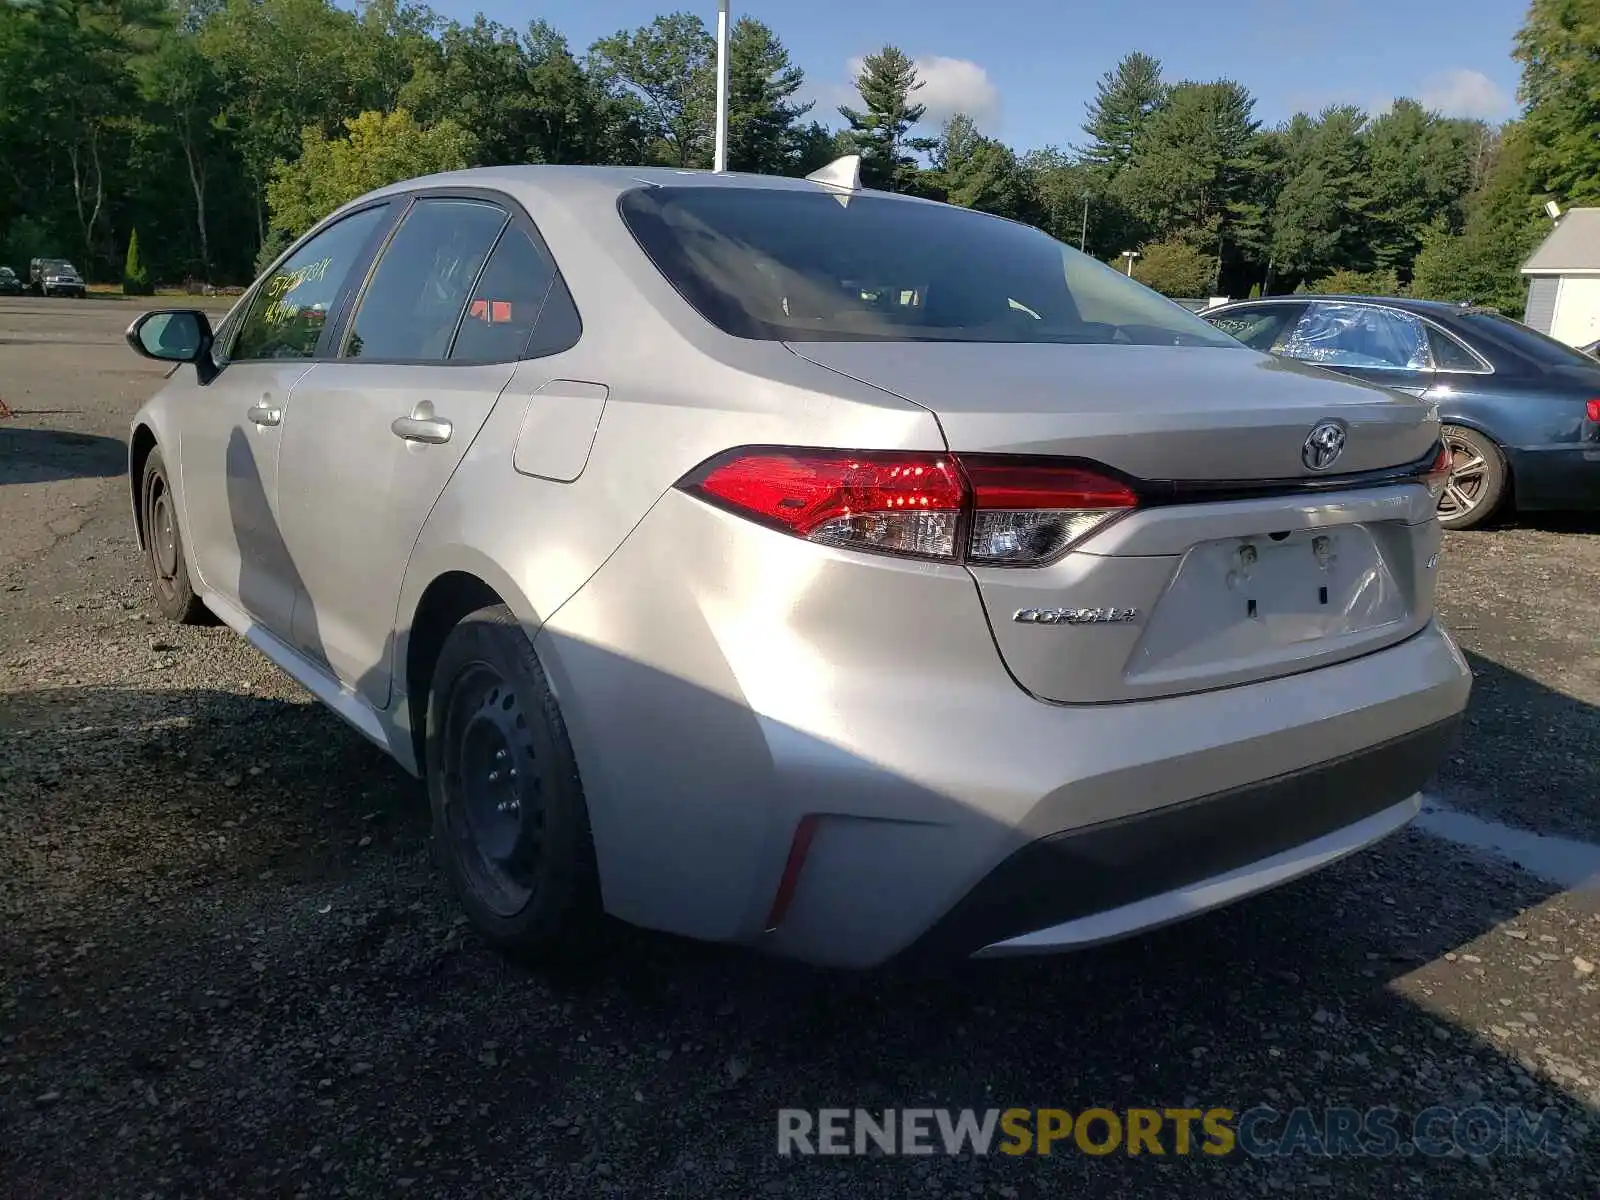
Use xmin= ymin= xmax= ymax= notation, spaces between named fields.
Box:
xmin=619 ymin=186 xmax=1240 ymax=348
xmin=42 ymin=259 xmax=76 ymax=273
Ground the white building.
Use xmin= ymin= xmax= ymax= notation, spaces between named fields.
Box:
xmin=1521 ymin=207 xmax=1600 ymax=347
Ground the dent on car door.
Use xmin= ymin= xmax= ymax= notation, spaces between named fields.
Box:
xmin=1276 ymin=302 xmax=1436 ymax=395
xmin=274 ymin=196 xmax=576 ymax=708
xmin=176 ymin=203 xmax=394 ymax=636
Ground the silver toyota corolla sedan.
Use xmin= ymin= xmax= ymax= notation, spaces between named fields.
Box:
xmin=123 ymin=161 xmax=1471 ymax=968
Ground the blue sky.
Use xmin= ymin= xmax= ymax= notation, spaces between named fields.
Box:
xmin=429 ymin=0 xmax=1526 ymax=153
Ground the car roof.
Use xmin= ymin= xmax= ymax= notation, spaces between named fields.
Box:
xmin=347 ymin=163 xmax=940 ymax=216
xmin=1208 ymin=294 xmax=1483 ymax=317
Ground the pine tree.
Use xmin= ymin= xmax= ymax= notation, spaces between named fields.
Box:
xmin=1515 ymin=0 xmax=1600 ymax=204
xmin=1079 ymin=52 xmax=1166 ymax=174
xmin=838 ymin=46 xmax=934 ymax=190
xmin=122 ymin=228 xmax=152 ymax=296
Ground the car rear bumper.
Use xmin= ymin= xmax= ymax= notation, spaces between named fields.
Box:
xmin=536 ymin=490 xmax=1473 ymax=968
xmin=914 ymin=717 xmax=1456 ymax=960
xmin=1506 ymin=445 xmax=1600 ymax=510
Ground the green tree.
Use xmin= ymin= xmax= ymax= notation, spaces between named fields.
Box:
xmin=1023 ymin=147 xmax=1139 ymax=257
xmin=1270 ymin=106 xmax=1374 ymax=284
xmin=724 ymin=18 xmax=813 ymax=175
xmin=1079 ymin=52 xmax=1166 ymax=175
xmin=199 ymin=0 xmax=374 ymax=246
xmin=590 ymin=12 xmax=713 ymax=167
xmin=838 ymin=46 xmax=935 ymax=190
xmin=1131 ymin=237 xmax=1215 ymax=296
xmin=122 ymin=226 xmax=152 ymax=294
xmin=1515 ymin=0 xmax=1600 ymax=204
xmin=1116 ymin=81 xmax=1264 ymax=285
xmin=1411 ymin=125 xmax=1545 ymax=315
xmin=1364 ymin=99 xmax=1482 ymax=276
xmin=931 ymin=114 xmax=1034 ymax=220
xmin=1303 ymin=266 xmax=1401 ymax=296
xmin=265 ymin=107 xmax=472 ymax=235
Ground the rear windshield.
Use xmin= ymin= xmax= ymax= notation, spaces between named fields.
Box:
xmin=618 ymin=186 xmax=1240 ymax=347
xmin=1462 ymin=311 xmax=1598 ymax=369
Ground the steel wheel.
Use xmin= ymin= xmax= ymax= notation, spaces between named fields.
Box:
xmin=439 ymin=661 xmax=547 ymax=918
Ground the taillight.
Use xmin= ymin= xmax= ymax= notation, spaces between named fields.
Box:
xmin=1586 ymin=399 xmax=1600 ymax=423
xmin=680 ymin=448 xmax=1138 ymax=566
xmin=961 ymin=457 xmax=1138 ymax=566
xmin=1420 ymin=442 xmax=1452 ymax=502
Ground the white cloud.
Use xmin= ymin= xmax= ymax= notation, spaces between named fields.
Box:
xmin=822 ymin=54 xmax=1001 ymax=132
xmin=1418 ymin=69 xmax=1514 ymax=120
xmin=912 ymin=56 xmax=1001 ymax=129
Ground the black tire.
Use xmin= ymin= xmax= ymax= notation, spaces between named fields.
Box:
xmin=426 ymin=604 xmax=602 ymax=962
xmin=139 ymin=446 xmax=209 ymax=624
xmin=1437 ymin=425 xmax=1508 ymax=531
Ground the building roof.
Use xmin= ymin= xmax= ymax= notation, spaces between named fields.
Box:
xmin=1522 ymin=208 xmax=1600 ymax=274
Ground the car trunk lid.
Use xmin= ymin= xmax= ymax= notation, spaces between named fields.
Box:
xmin=788 ymin=340 xmax=1443 ymax=702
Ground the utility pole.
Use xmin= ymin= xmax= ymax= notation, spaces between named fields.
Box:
xmin=713 ymin=0 xmax=731 ymax=172
xmin=1079 ymin=194 xmax=1090 ymax=252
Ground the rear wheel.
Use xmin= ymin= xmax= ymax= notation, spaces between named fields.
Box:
xmin=140 ymin=447 xmax=209 ymax=623
xmin=425 ymin=604 xmax=602 ymax=961
xmin=1436 ymin=425 xmax=1507 ymax=531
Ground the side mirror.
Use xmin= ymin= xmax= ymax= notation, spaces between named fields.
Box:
xmin=126 ymin=309 xmax=218 ymax=384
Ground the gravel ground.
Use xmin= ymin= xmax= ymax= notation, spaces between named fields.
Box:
xmin=2 ymin=299 xmax=1599 ymax=1198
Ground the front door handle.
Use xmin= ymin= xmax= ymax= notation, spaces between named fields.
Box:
xmin=391 ymin=401 xmax=452 ymax=445
xmin=247 ymin=403 xmax=282 ymax=427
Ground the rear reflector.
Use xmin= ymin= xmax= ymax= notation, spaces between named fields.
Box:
xmin=765 ymin=814 xmax=820 ymax=932
xmin=1587 ymin=399 xmax=1600 ymax=423
xmin=680 ymin=449 xmax=1138 ymax=566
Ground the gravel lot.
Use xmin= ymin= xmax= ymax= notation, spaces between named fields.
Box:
xmin=3 ymin=298 xmax=1598 ymax=1198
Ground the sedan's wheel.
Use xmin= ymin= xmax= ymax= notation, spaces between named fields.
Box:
xmin=1436 ymin=425 xmax=1507 ymax=531
xmin=427 ymin=604 xmax=601 ymax=961
xmin=140 ymin=447 xmax=209 ymax=623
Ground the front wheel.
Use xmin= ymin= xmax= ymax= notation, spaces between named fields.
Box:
xmin=426 ymin=604 xmax=603 ymax=962
xmin=1436 ymin=425 xmax=1507 ymax=530
xmin=140 ymin=447 xmax=209 ymax=623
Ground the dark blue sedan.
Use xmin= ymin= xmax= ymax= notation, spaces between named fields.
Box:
xmin=1202 ymin=295 xmax=1600 ymax=529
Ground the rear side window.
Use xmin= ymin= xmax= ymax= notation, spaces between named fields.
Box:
xmin=1207 ymin=304 xmax=1305 ymax=352
xmin=234 ymin=205 xmax=389 ymax=361
xmin=618 ymin=186 xmax=1239 ymax=348
xmin=344 ymin=199 xmax=508 ymax=362
xmin=1462 ymin=311 xmax=1598 ymax=369
xmin=1427 ymin=325 xmax=1487 ymax=372
xmin=449 ymin=224 xmax=568 ymax=363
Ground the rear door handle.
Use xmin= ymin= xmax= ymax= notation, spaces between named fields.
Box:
xmin=391 ymin=401 xmax=452 ymax=445
xmin=247 ymin=403 xmax=282 ymax=427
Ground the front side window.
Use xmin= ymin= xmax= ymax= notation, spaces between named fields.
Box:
xmin=233 ymin=205 xmax=389 ymax=361
xmin=1206 ymin=304 xmax=1306 ymax=352
xmin=618 ymin=186 xmax=1240 ymax=348
xmin=344 ymin=199 xmax=508 ymax=361
xmin=1278 ymin=303 xmax=1431 ymax=370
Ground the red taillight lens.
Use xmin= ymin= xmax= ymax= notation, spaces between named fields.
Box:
xmin=1586 ymin=399 xmax=1600 ymax=423
xmin=960 ymin=457 xmax=1138 ymax=566
xmin=687 ymin=449 xmax=967 ymax=559
xmin=681 ymin=448 xmax=1138 ymax=565
xmin=1421 ymin=442 xmax=1452 ymax=501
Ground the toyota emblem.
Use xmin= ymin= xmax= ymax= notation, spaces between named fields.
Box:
xmin=1302 ymin=421 xmax=1347 ymax=471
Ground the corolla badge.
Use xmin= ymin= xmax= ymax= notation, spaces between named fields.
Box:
xmin=1014 ymin=607 xmax=1140 ymax=626
xmin=1302 ymin=420 xmax=1347 ymax=471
